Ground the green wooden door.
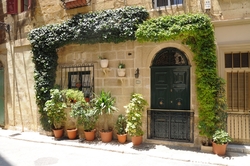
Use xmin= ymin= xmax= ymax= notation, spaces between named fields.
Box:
xmin=151 ymin=66 xmax=190 ymax=110
xmin=0 ymin=69 xmax=4 ymax=126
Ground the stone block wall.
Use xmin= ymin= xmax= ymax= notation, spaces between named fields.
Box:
xmin=0 ymin=0 xmax=249 ymax=146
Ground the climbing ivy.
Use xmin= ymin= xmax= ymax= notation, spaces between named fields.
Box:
xmin=28 ymin=6 xmax=149 ymax=131
xmin=136 ymin=14 xmax=227 ymax=140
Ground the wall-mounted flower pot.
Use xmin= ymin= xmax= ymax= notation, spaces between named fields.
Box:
xmin=100 ymin=59 xmax=109 ymax=68
xmin=117 ymin=68 xmax=126 ymax=77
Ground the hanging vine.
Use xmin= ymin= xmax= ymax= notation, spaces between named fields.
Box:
xmin=28 ymin=6 xmax=149 ymax=130
xmin=136 ymin=14 xmax=227 ymax=140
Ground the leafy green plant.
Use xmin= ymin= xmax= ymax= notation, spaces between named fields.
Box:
xmin=70 ymin=100 xmax=99 ymax=131
xmin=63 ymin=89 xmax=84 ymax=104
xmin=118 ymin=62 xmax=125 ymax=69
xmin=92 ymin=90 xmax=118 ymax=131
xmin=125 ymin=93 xmax=148 ymax=137
xmin=44 ymin=89 xmax=67 ymax=129
xmin=28 ymin=6 xmax=148 ymax=130
xmin=212 ymin=129 xmax=232 ymax=145
xmin=136 ymin=14 xmax=227 ymax=141
xmin=115 ymin=114 xmax=127 ymax=135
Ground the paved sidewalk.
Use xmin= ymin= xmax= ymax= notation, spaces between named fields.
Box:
xmin=0 ymin=128 xmax=249 ymax=166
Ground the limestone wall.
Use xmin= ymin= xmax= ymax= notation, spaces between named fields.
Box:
xmin=0 ymin=0 xmax=249 ymax=146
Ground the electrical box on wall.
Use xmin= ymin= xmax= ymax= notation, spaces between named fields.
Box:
xmin=204 ymin=0 xmax=211 ymax=10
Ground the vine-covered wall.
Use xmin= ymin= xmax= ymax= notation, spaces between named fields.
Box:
xmin=136 ymin=14 xmax=227 ymax=139
xmin=28 ymin=6 xmax=149 ymax=130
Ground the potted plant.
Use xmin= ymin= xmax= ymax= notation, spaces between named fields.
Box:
xmin=115 ymin=114 xmax=127 ymax=144
xmin=44 ymin=89 xmax=67 ymax=138
xmin=98 ymin=56 xmax=109 ymax=68
xmin=125 ymin=93 xmax=148 ymax=146
xmin=117 ymin=62 xmax=126 ymax=77
xmin=93 ymin=90 xmax=118 ymax=142
xmin=70 ymin=100 xmax=99 ymax=141
xmin=200 ymin=77 xmax=227 ymax=152
xmin=212 ymin=129 xmax=232 ymax=156
xmin=64 ymin=89 xmax=84 ymax=104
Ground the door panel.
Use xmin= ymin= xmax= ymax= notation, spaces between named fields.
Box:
xmin=0 ymin=69 xmax=4 ymax=126
xmin=151 ymin=66 xmax=190 ymax=110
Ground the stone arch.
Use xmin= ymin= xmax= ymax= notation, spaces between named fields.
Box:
xmin=146 ymin=42 xmax=194 ymax=68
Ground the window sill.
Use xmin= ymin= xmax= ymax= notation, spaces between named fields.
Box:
xmin=151 ymin=4 xmax=183 ymax=11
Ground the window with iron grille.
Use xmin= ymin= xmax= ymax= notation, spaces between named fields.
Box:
xmin=60 ymin=64 xmax=94 ymax=99
xmin=225 ymin=52 xmax=250 ymax=112
xmin=153 ymin=0 xmax=183 ymax=8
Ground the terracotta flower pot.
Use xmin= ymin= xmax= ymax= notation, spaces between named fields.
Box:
xmin=132 ymin=135 xmax=142 ymax=146
xmin=100 ymin=130 xmax=113 ymax=143
xmin=67 ymin=128 xmax=77 ymax=140
xmin=212 ymin=142 xmax=228 ymax=156
xmin=84 ymin=129 xmax=96 ymax=141
xmin=117 ymin=134 xmax=127 ymax=144
xmin=53 ymin=128 xmax=64 ymax=138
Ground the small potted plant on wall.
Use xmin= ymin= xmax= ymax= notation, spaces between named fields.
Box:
xmin=117 ymin=62 xmax=126 ymax=77
xmin=125 ymin=93 xmax=148 ymax=146
xmin=44 ymin=89 xmax=67 ymax=138
xmin=98 ymin=56 xmax=109 ymax=68
xmin=70 ymin=100 xmax=99 ymax=141
xmin=93 ymin=90 xmax=118 ymax=143
xmin=115 ymin=114 xmax=127 ymax=144
xmin=212 ymin=129 xmax=232 ymax=156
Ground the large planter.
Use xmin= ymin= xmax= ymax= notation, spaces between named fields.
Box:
xmin=132 ymin=136 xmax=142 ymax=146
xmin=67 ymin=128 xmax=77 ymax=140
xmin=212 ymin=142 xmax=228 ymax=156
xmin=84 ymin=129 xmax=96 ymax=141
xmin=100 ymin=59 xmax=109 ymax=68
xmin=201 ymin=145 xmax=213 ymax=153
xmin=100 ymin=130 xmax=113 ymax=143
xmin=117 ymin=134 xmax=127 ymax=144
xmin=53 ymin=128 xmax=64 ymax=138
xmin=117 ymin=68 xmax=126 ymax=77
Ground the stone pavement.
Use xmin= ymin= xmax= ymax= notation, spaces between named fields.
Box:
xmin=0 ymin=128 xmax=250 ymax=166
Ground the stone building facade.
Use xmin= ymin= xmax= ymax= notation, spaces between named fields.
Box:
xmin=0 ymin=0 xmax=249 ymax=146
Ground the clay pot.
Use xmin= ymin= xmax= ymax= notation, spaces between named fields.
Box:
xmin=212 ymin=142 xmax=228 ymax=156
xmin=100 ymin=59 xmax=109 ymax=68
xmin=67 ymin=128 xmax=77 ymax=140
xmin=100 ymin=130 xmax=113 ymax=143
xmin=132 ymin=136 xmax=142 ymax=146
xmin=84 ymin=129 xmax=96 ymax=141
xmin=53 ymin=128 xmax=64 ymax=138
xmin=117 ymin=134 xmax=127 ymax=144
xmin=117 ymin=68 xmax=126 ymax=77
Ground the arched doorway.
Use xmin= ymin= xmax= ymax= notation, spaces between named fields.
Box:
xmin=149 ymin=47 xmax=193 ymax=142
xmin=0 ymin=61 xmax=4 ymax=126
